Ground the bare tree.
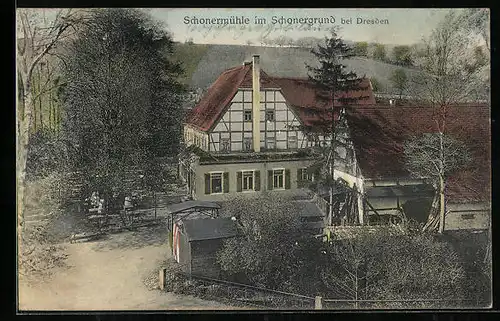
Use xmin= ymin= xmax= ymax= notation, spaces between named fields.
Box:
xmin=16 ymin=9 xmax=87 ymax=230
xmin=404 ymin=134 xmax=472 ymax=233
xmin=407 ymin=10 xmax=488 ymax=233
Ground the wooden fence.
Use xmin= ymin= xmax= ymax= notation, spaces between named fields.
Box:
xmin=163 ymin=271 xmax=316 ymax=309
xmin=160 ymin=270 xmax=488 ymax=310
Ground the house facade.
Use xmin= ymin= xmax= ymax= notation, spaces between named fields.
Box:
xmin=180 ymin=55 xmax=374 ymax=201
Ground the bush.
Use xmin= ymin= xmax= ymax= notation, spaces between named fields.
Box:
xmin=321 ymin=229 xmax=467 ymax=308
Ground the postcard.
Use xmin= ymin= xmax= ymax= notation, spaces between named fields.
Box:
xmin=16 ymin=7 xmax=491 ymax=311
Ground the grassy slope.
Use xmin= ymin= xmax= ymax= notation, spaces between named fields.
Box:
xmin=171 ymin=42 xmax=212 ymax=86
xmin=184 ymin=44 xmax=424 ymax=94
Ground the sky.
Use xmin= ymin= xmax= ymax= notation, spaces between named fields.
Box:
xmin=147 ymin=8 xmax=459 ymax=46
xmin=19 ymin=8 xmax=466 ymax=46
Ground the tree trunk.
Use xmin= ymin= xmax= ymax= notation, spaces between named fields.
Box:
xmin=438 ymin=175 xmax=445 ymax=234
xmin=154 ymin=190 xmax=157 ymax=220
xmin=328 ymin=160 xmax=334 ymax=226
xmin=17 ymin=83 xmax=34 ymax=261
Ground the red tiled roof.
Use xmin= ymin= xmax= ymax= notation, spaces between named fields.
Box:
xmin=271 ymin=77 xmax=375 ymax=128
xmin=186 ymin=64 xmax=250 ymax=131
xmin=185 ymin=65 xmax=375 ymax=131
xmin=345 ymin=105 xmax=491 ymax=203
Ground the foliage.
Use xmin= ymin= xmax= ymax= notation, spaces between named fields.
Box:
xmin=17 ymin=8 xmax=87 ymax=230
xmin=391 ymin=45 xmax=413 ymax=66
xmin=410 ymin=10 xmax=488 ymax=105
xmin=371 ymin=43 xmax=386 ymax=61
xmin=352 ymin=42 xmax=368 ymax=57
xmin=61 ymin=8 xmax=185 ymax=204
xmin=217 ymin=194 xmax=325 ymax=294
xmin=389 ymin=68 xmax=408 ymax=99
xmin=19 ymin=174 xmax=68 ymax=281
xmin=25 ymin=129 xmax=70 ymax=180
xmin=369 ymin=77 xmax=382 ymax=92
xmin=321 ymin=229 xmax=467 ymax=308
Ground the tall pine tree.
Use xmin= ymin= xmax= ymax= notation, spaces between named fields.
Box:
xmin=304 ymin=28 xmax=370 ymax=225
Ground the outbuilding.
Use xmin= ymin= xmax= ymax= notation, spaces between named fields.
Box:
xmin=172 ymin=217 xmax=240 ymax=278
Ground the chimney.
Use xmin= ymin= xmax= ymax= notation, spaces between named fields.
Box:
xmin=252 ymin=55 xmax=261 ymax=152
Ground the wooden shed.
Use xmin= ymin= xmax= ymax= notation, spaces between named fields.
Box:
xmin=172 ymin=217 xmax=240 ymax=278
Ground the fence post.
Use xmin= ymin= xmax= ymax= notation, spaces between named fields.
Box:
xmin=159 ymin=268 xmax=166 ymax=291
xmin=315 ymin=296 xmax=323 ymax=309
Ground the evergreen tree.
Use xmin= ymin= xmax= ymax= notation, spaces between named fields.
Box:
xmin=304 ymin=29 xmax=370 ymax=225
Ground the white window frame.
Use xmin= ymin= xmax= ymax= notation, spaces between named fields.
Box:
xmin=241 ymin=170 xmax=255 ymax=192
xmin=272 ymin=168 xmax=285 ymax=190
xmin=209 ymin=171 xmax=224 ymax=195
xmin=300 ymin=167 xmax=312 ymax=181
xmin=244 ymin=110 xmax=252 ymax=122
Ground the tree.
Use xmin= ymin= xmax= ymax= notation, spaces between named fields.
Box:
xmin=353 ymin=42 xmax=368 ymax=57
xmin=389 ymin=68 xmax=408 ymax=99
xmin=304 ymin=28 xmax=370 ymax=226
xmin=61 ymin=8 xmax=184 ymax=212
xmin=371 ymin=43 xmax=386 ymax=61
xmin=404 ymin=134 xmax=472 ymax=233
xmin=458 ymin=8 xmax=490 ymax=52
xmin=217 ymin=194 xmax=324 ymax=293
xmin=392 ymin=45 xmax=413 ymax=66
xmin=17 ymin=9 xmax=87 ymax=230
xmin=321 ymin=228 xmax=466 ymax=308
xmin=408 ymin=10 xmax=487 ymax=233
xmin=369 ymin=77 xmax=382 ymax=92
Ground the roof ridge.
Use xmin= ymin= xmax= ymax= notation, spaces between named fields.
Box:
xmin=221 ymin=64 xmax=246 ymax=75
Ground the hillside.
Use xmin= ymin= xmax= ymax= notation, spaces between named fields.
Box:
xmin=172 ymin=43 xmax=424 ymax=95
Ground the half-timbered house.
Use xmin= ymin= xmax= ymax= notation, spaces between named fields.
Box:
xmin=179 ymin=55 xmax=375 ymax=201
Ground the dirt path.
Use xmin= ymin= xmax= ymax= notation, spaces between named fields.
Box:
xmin=19 ymin=225 xmax=240 ymax=310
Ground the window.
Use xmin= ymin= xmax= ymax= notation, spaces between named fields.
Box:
xmin=273 ymin=169 xmax=284 ymax=189
xmin=265 ymin=110 xmax=275 ymax=121
xmin=266 ymin=137 xmax=276 ymax=150
xmin=238 ymin=170 xmax=260 ymax=192
xmin=243 ymin=138 xmax=252 ymax=151
xmin=288 ymin=134 xmax=298 ymax=149
xmin=242 ymin=171 xmax=254 ymax=191
xmin=205 ymin=172 xmax=229 ymax=194
xmin=210 ymin=173 xmax=223 ymax=194
xmin=220 ymin=138 xmax=230 ymax=152
xmin=300 ymin=168 xmax=308 ymax=181
xmin=244 ymin=110 xmax=252 ymax=122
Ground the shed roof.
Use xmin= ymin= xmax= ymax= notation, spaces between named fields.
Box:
xmin=365 ymin=184 xmax=435 ymax=198
xmin=182 ymin=217 xmax=240 ymax=242
xmin=167 ymin=200 xmax=221 ymax=214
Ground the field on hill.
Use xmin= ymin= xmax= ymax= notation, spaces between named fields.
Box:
xmin=172 ymin=43 xmax=423 ymax=94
